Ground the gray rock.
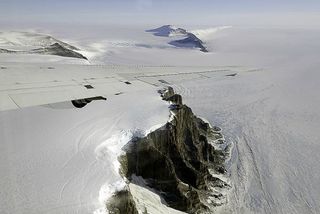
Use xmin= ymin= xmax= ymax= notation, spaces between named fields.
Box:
xmin=107 ymin=190 xmax=139 ymax=214
xmin=117 ymin=88 xmax=228 ymax=213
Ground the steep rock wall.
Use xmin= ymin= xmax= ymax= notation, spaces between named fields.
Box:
xmin=112 ymin=87 xmax=230 ymax=213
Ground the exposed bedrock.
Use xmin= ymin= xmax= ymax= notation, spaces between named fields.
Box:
xmin=107 ymin=190 xmax=139 ymax=214
xmin=115 ymin=87 xmax=230 ymax=213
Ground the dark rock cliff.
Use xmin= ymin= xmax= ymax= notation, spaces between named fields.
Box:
xmin=107 ymin=189 xmax=139 ymax=214
xmin=110 ymin=87 xmax=230 ymax=213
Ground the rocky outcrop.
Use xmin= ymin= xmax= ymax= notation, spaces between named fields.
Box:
xmin=106 ymin=189 xmax=139 ymax=214
xmin=113 ymin=87 xmax=230 ymax=213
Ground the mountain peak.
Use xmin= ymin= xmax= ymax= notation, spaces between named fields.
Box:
xmin=146 ymin=25 xmax=187 ymax=37
xmin=147 ymin=25 xmax=209 ymax=52
xmin=0 ymin=32 xmax=87 ymax=60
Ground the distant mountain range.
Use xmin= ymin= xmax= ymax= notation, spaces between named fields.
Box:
xmin=146 ymin=25 xmax=208 ymax=52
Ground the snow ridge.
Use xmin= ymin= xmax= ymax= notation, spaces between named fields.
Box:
xmin=0 ymin=31 xmax=87 ymax=59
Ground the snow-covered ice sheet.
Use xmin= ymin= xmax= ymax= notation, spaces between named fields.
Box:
xmin=0 ymin=90 xmax=169 ymax=214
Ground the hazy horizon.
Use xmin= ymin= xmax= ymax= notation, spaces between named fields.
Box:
xmin=1 ymin=0 xmax=320 ymax=28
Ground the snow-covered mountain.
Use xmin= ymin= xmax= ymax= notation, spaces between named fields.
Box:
xmin=146 ymin=25 xmax=209 ymax=52
xmin=0 ymin=31 xmax=78 ymax=50
xmin=146 ymin=25 xmax=187 ymax=37
xmin=0 ymin=31 xmax=87 ymax=60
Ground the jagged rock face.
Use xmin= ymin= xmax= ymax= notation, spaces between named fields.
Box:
xmin=119 ymin=87 xmax=229 ymax=213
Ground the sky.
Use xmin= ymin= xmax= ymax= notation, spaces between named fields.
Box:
xmin=1 ymin=0 xmax=320 ymax=27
